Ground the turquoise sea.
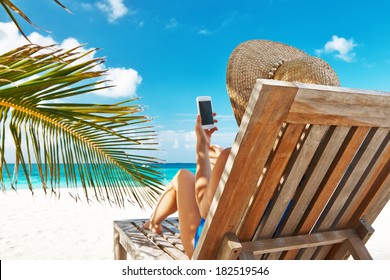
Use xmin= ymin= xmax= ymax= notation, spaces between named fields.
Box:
xmin=1 ymin=163 xmax=196 ymax=190
xmin=158 ymin=163 xmax=196 ymax=184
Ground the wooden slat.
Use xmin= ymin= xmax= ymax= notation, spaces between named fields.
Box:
xmin=287 ymin=82 xmax=390 ymax=127
xmin=360 ymin=174 xmax=390 ymax=225
xmin=309 ymin=219 xmax=375 ymax=260
xmin=277 ymin=126 xmax=351 ymax=237
xmin=301 ymin=126 xmax=369 ymax=228
xmin=339 ymin=132 xmax=390 ymax=227
xmin=132 ymin=220 xmax=188 ymax=260
xmin=274 ymin=126 xmax=339 ymax=259
xmin=280 ymin=126 xmax=370 ymax=259
xmin=113 ymin=220 xmax=173 ymax=260
xmin=299 ymin=130 xmax=388 ymax=260
xmin=297 ymin=247 xmax=318 ymax=260
xmin=309 ymin=246 xmax=328 ymax=260
xmin=164 ymin=218 xmax=181 ymax=233
xmin=314 ymin=128 xmax=389 ymax=232
xmin=238 ymin=123 xmax=307 ymax=241
xmin=297 ymin=129 xmax=387 ymax=259
xmin=113 ymin=218 xmax=189 ymax=260
xmin=265 ymin=252 xmax=283 ymax=260
xmin=193 ymin=80 xmax=299 ymax=260
xmin=239 ymin=252 xmax=256 ymax=260
xmin=161 ymin=220 xmax=185 ymax=252
xmin=242 ymin=229 xmax=358 ymax=255
xmin=321 ymin=236 xmax=373 ymax=260
xmin=161 ymin=219 xmax=180 ymax=237
xmin=253 ymin=125 xmax=329 ymax=240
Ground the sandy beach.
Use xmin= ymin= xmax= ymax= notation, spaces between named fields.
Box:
xmin=0 ymin=188 xmax=389 ymax=260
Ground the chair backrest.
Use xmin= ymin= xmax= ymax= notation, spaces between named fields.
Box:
xmin=192 ymin=79 xmax=390 ymax=260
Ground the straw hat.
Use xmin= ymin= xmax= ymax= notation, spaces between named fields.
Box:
xmin=226 ymin=40 xmax=340 ymax=126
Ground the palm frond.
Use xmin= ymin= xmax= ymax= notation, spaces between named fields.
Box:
xmin=53 ymin=0 xmax=71 ymax=14
xmin=0 ymin=44 xmax=164 ymax=208
xmin=0 ymin=0 xmax=70 ymax=41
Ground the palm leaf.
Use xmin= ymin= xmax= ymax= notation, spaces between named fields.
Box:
xmin=0 ymin=0 xmax=70 ymax=41
xmin=0 ymin=44 xmax=164 ymax=208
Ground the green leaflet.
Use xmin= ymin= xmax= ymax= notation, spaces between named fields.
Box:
xmin=0 ymin=44 xmax=164 ymax=209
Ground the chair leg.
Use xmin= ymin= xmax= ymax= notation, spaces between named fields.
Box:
xmin=216 ymin=232 xmax=242 ymax=260
xmin=344 ymin=235 xmax=373 ymax=260
xmin=114 ymin=227 xmax=127 ymax=260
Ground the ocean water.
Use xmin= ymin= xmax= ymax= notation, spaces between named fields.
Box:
xmin=155 ymin=163 xmax=196 ymax=184
xmin=1 ymin=163 xmax=196 ymax=190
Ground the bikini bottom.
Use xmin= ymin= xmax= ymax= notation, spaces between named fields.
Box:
xmin=194 ymin=218 xmax=205 ymax=248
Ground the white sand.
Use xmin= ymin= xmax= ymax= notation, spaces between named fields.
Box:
xmin=0 ymin=189 xmax=389 ymax=260
xmin=0 ymin=189 xmax=154 ymax=260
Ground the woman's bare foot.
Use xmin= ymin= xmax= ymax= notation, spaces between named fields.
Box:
xmin=143 ymin=220 xmax=163 ymax=234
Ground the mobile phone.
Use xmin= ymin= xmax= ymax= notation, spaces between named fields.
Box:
xmin=196 ymin=96 xmax=215 ymax=129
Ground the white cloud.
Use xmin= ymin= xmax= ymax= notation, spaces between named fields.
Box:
xmin=156 ymin=129 xmax=236 ymax=162
xmin=316 ymin=35 xmax=357 ymax=62
xmin=158 ymin=130 xmax=195 ymax=150
xmin=97 ymin=67 xmax=142 ymax=98
xmin=0 ymin=22 xmax=28 ymax=54
xmin=28 ymin=32 xmax=57 ymax=46
xmin=173 ymin=138 xmax=179 ymax=149
xmin=0 ymin=21 xmax=141 ymax=99
xmin=96 ymin=0 xmax=129 ymax=22
xmin=156 ymin=130 xmax=196 ymax=162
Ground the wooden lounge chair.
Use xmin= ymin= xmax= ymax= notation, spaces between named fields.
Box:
xmin=113 ymin=79 xmax=390 ymax=260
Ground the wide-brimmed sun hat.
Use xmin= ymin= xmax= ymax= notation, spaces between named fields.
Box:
xmin=226 ymin=40 xmax=340 ymax=126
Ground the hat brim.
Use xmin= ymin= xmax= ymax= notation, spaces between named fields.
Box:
xmin=226 ymin=40 xmax=339 ymax=126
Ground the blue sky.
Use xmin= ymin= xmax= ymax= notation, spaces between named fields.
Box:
xmin=1 ymin=0 xmax=389 ymax=162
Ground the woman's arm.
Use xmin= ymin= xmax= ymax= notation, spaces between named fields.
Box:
xmin=194 ymin=115 xmax=214 ymax=211
xmin=194 ymin=114 xmax=230 ymax=218
xmin=196 ymin=147 xmax=230 ymax=218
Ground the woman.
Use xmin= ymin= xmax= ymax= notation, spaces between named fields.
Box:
xmin=144 ymin=39 xmax=340 ymax=259
xmin=144 ymin=113 xmax=230 ymax=259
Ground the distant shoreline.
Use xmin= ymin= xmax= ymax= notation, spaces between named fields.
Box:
xmin=1 ymin=163 xmax=196 ymax=191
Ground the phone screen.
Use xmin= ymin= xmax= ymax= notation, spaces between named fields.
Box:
xmin=199 ymin=100 xmax=214 ymax=125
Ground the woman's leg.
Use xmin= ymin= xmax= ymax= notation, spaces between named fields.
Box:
xmin=145 ymin=169 xmax=201 ymax=258
xmin=175 ymin=169 xmax=201 ymax=259
xmin=144 ymin=182 xmax=178 ymax=234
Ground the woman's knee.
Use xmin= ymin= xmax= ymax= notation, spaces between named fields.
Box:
xmin=176 ymin=169 xmax=194 ymax=180
xmin=174 ymin=169 xmax=195 ymax=190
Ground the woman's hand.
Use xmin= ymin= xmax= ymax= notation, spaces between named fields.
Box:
xmin=195 ymin=113 xmax=218 ymax=148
